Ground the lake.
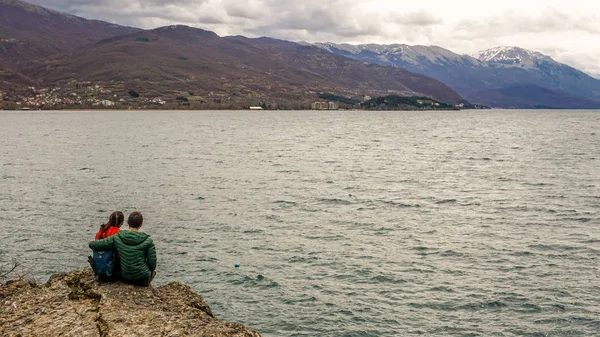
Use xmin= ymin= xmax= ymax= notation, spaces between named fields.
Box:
xmin=0 ymin=110 xmax=599 ymax=336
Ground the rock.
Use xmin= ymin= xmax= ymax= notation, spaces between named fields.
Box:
xmin=0 ymin=268 xmax=261 ymax=337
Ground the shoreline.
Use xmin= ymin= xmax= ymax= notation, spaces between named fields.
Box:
xmin=2 ymin=108 xmax=598 ymax=112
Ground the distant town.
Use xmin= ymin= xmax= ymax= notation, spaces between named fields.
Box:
xmin=0 ymin=81 xmax=472 ymax=111
xmin=1 ymin=82 xmax=177 ymax=110
xmin=0 ymin=81 xmax=334 ymax=110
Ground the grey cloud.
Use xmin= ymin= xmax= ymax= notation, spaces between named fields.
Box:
xmin=390 ymin=11 xmax=443 ymax=26
xmin=538 ymin=47 xmax=600 ymax=79
xmin=454 ymin=9 xmax=600 ymax=39
xmin=222 ymin=0 xmax=263 ymax=20
xmin=195 ymin=15 xmax=226 ymax=25
xmin=29 ymin=0 xmax=214 ymax=27
xmin=140 ymin=0 xmax=202 ymax=5
xmin=253 ymin=10 xmax=354 ymax=34
xmin=27 ymin=1 xmax=599 ymax=39
xmin=444 ymin=8 xmax=600 ymax=78
xmin=26 ymin=0 xmax=600 ymax=78
xmin=29 ymin=0 xmax=438 ymax=40
xmin=240 ymin=2 xmax=439 ymax=40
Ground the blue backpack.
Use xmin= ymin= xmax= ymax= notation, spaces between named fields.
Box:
xmin=89 ymin=250 xmax=116 ymax=281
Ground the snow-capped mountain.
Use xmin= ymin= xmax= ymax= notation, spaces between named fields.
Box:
xmin=473 ymin=46 xmax=553 ymax=67
xmin=314 ymin=42 xmax=482 ymax=68
xmin=313 ymin=43 xmax=600 ymax=108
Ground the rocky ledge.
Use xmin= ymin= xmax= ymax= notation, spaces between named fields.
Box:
xmin=0 ymin=269 xmax=261 ymax=337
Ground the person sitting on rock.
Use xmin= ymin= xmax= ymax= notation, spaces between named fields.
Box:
xmin=89 ymin=211 xmax=157 ymax=286
xmin=95 ymin=211 xmax=124 ymax=240
xmin=88 ymin=211 xmax=125 ymax=280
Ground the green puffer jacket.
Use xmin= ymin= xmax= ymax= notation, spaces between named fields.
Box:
xmin=89 ymin=230 xmax=156 ymax=281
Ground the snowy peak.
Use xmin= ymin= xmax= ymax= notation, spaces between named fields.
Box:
xmin=313 ymin=41 xmax=600 ymax=108
xmin=314 ymin=42 xmax=404 ymax=55
xmin=314 ymin=42 xmax=481 ymax=67
xmin=473 ymin=46 xmax=553 ymax=67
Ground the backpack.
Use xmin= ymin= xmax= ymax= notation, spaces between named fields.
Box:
xmin=89 ymin=250 xmax=116 ymax=281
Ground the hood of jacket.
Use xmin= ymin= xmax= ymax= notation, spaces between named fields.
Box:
xmin=118 ymin=230 xmax=150 ymax=246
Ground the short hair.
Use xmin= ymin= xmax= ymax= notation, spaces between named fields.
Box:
xmin=128 ymin=211 xmax=143 ymax=228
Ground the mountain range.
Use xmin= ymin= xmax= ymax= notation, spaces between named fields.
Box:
xmin=0 ymin=0 xmax=465 ymax=109
xmin=1 ymin=0 xmax=599 ymax=109
xmin=312 ymin=43 xmax=600 ymax=109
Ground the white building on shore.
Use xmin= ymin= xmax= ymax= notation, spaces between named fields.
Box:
xmin=311 ymin=101 xmax=339 ymax=110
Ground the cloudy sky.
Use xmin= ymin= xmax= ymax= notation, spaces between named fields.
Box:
xmin=30 ymin=0 xmax=600 ymax=77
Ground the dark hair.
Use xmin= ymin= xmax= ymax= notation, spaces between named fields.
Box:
xmin=128 ymin=211 xmax=144 ymax=228
xmin=99 ymin=211 xmax=124 ymax=233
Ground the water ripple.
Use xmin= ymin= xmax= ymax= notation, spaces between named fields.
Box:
xmin=1 ymin=110 xmax=599 ymax=337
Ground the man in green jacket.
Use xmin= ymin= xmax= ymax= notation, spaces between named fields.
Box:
xmin=89 ymin=211 xmax=157 ymax=286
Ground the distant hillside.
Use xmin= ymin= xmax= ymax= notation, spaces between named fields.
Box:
xmin=0 ymin=0 xmax=140 ymax=54
xmin=0 ymin=0 xmax=470 ymax=109
xmin=473 ymin=84 xmax=600 ymax=109
xmin=0 ymin=0 xmax=140 ymax=88
xmin=313 ymin=43 xmax=600 ymax=109
xmin=0 ymin=0 xmax=469 ymax=109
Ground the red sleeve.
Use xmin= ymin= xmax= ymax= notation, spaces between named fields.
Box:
xmin=95 ymin=230 xmax=102 ymax=241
